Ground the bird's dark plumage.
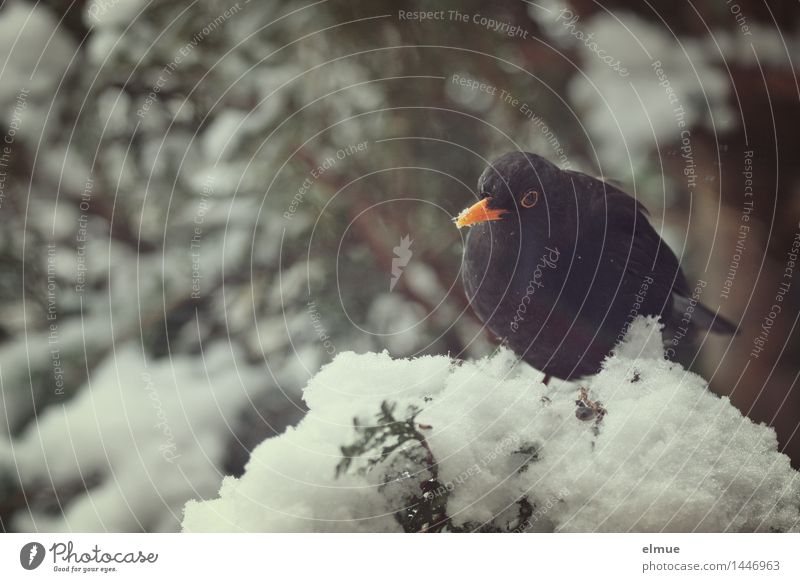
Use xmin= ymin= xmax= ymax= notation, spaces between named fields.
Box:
xmin=459 ymin=152 xmax=737 ymax=380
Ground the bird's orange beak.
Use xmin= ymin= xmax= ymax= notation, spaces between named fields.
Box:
xmin=455 ymin=198 xmax=508 ymax=229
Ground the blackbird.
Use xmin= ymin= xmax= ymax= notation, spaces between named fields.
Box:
xmin=457 ymin=152 xmax=737 ymax=381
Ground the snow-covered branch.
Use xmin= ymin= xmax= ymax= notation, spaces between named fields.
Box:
xmin=183 ymin=318 xmax=800 ymax=532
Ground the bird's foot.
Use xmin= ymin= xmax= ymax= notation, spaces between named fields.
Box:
xmin=575 ymin=387 xmax=606 ymax=422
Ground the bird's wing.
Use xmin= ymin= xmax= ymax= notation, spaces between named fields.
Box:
xmin=565 ymin=170 xmax=691 ymax=297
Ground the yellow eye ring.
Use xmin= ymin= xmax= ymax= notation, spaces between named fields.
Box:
xmin=521 ymin=190 xmax=539 ymax=208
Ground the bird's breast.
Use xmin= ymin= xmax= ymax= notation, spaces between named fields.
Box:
xmin=463 ymin=223 xmax=567 ymax=334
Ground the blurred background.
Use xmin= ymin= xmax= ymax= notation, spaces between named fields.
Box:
xmin=0 ymin=0 xmax=798 ymax=531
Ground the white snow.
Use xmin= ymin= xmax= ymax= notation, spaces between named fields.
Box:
xmin=6 ymin=343 xmax=267 ymax=532
xmin=535 ymin=10 xmax=732 ymax=177
xmin=203 ymin=110 xmax=250 ymax=162
xmin=366 ymin=293 xmax=427 ymax=356
xmin=85 ymin=0 xmax=148 ymax=29
xmin=183 ymin=317 xmax=800 ymax=532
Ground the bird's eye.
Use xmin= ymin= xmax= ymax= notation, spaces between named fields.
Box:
xmin=521 ymin=190 xmax=539 ymax=208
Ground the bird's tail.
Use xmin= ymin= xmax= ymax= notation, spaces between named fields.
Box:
xmin=672 ymin=294 xmax=739 ymax=335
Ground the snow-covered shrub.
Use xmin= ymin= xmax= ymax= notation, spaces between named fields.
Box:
xmin=3 ymin=343 xmax=267 ymax=532
xmin=182 ymin=318 xmax=800 ymax=532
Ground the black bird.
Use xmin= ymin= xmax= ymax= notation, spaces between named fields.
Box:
xmin=457 ymin=152 xmax=737 ymax=382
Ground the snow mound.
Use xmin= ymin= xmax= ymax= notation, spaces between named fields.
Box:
xmin=182 ymin=317 xmax=800 ymax=532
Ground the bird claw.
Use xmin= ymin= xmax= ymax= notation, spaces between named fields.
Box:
xmin=575 ymin=387 xmax=606 ymax=422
